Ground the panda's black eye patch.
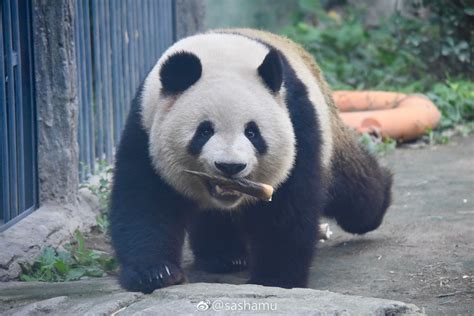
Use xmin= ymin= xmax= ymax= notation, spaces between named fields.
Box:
xmin=188 ymin=121 xmax=214 ymax=155
xmin=245 ymin=121 xmax=267 ymax=155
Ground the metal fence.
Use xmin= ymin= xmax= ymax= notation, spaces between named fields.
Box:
xmin=75 ymin=0 xmax=175 ymax=180
xmin=0 ymin=0 xmax=37 ymax=229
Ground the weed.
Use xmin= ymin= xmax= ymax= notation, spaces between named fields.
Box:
xmin=20 ymin=230 xmax=117 ymax=282
xmin=80 ymin=160 xmax=113 ymax=234
xmin=282 ymin=0 xmax=473 ymax=141
xmin=359 ymin=133 xmax=397 ymax=155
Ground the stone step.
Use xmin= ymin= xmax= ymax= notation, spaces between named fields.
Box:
xmin=0 ymin=278 xmax=424 ymax=315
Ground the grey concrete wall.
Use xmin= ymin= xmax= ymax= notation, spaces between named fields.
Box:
xmin=175 ymin=0 xmax=205 ymax=39
xmin=33 ymin=0 xmax=79 ymax=205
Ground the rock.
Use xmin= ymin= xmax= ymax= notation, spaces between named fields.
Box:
xmin=3 ymin=296 xmax=69 ymax=316
xmin=0 ymin=278 xmax=424 ymax=315
xmin=0 ymin=192 xmax=99 ymax=281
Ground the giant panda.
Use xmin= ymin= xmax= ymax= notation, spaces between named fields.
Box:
xmin=109 ymin=28 xmax=393 ymax=294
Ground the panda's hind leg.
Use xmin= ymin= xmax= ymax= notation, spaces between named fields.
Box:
xmin=188 ymin=211 xmax=248 ymax=273
xmin=324 ymin=142 xmax=393 ymax=234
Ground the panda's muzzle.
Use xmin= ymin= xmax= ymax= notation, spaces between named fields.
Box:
xmin=207 ymin=182 xmax=243 ymax=202
xmin=184 ymin=170 xmax=274 ymax=201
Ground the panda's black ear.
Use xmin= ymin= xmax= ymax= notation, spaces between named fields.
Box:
xmin=160 ymin=51 xmax=202 ymax=94
xmin=258 ymin=49 xmax=283 ymax=93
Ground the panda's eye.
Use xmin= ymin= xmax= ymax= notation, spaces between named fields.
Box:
xmin=188 ymin=121 xmax=214 ymax=155
xmin=197 ymin=121 xmax=214 ymax=138
xmin=245 ymin=127 xmax=256 ymax=139
xmin=244 ymin=121 xmax=267 ymax=155
xmin=200 ymin=127 xmax=213 ymax=137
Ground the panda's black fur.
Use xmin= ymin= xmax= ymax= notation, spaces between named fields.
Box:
xmin=110 ymin=30 xmax=392 ymax=293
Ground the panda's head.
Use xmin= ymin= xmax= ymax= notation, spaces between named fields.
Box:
xmin=142 ymin=34 xmax=296 ymax=210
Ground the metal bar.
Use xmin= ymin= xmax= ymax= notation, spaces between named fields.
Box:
xmin=158 ymin=0 xmax=164 ymax=54
xmin=71 ymin=0 xmax=176 ymax=181
xmin=170 ymin=0 xmax=175 ymax=43
xmin=75 ymin=0 xmax=86 ymax=180
xmin=115 ymin=0 xmax=125 ymax=129
xmin=155 ymin=0 xmax=162 ymax=56
xmin=110 ymin=0 xmax=121 ymax=146
xmin=83 ymin=0 xmax=95 ymax=173
xmin=79 ymin=0 xmax=93 ymax=177
xmin=103 ymin=0 xmax=113 ymax=162
xmin=130 ymin=0 xmax=139 ymax=93
xmin=0 ymin=0 xmax=11 ymax=223
xmin=126 ymin=0 xmax=135 ymax=102
xmin=92 ymin=0 xmax=104 ymax=161
xmin=23 ymin=0 xmax=38 ymax=211
xmin=11 ymin=0 xmax=26 ymax=215
xmin=165 ymin=0 xmax=173 ymax=52
xmin=143 ymin=0 xmax=150 ymax=75
xmin=147 ymin=0 xmax=153 ymax=72
xmin=3 ymin=0 xmax=19 ymax=221
xmin=0 ymin=204 xmax=36 ymax=232
xmin=121 ymin=0 xmax=131 ymax=122
xmin=138 ymin=0 xmax=145 ymax=78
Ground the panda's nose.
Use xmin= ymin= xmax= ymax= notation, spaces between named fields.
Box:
xmin=214 ymin=162 xmax=247 ymax=177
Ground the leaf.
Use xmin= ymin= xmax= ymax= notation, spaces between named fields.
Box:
xmin=39 ymin=247 xmax=58 ymax=266
xmin=298 ymin=0 xmax=319 ymax=12
xmin=66 ymin=268 xmax=86 ymax=281
xmin=85 ymin=266 xmax=104 ymax=277
xmin=20 ymin=274 xmax=37 ymax=282
xmin=57 ymin=251 xmax=72 ymax=265
xmin=74 ymin=230 xmax=85 ymax=253
xmin=54 ymin=260 xmax=68 ymax=275
xmin=464 ymin=7 xmax=474 ymax=16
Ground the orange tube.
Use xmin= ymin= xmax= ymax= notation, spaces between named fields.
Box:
xmin=333 ymin=91 xmax=407 ymax=112
xmin=334 ymin=91 xmax=441 ymax=141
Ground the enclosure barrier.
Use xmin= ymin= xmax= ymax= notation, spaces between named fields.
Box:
xmin=0 ymin=0 xmax=37 ymax=228
xmin=75 ymin=0 xmax=175 ymax=180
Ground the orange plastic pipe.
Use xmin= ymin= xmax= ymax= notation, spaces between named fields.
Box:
xmin=333 ymin=91 xmax=441 ymax=141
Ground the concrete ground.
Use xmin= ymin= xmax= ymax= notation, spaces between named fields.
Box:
xmin=313 ymin=135 xmax=474 ymax=314
xmin=185 ymin=135 xmax=474 ymax=315
xmin=1 ymin=135 xmax=473 ymax=315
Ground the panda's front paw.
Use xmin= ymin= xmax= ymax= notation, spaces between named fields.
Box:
xmin=119 ymin=262 xmax=186 ymax=293
xmin=194 ymin=255 xmax=248 ymax=273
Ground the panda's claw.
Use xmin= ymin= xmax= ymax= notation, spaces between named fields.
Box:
xmin=119 ymin=262 xmax=186 ymax=293
xmin=194 ymin=255 xmax=248 ymax=273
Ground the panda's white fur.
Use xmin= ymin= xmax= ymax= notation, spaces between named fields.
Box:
xmin=140 ymin=31 xmax=332 ymax=209
xmin=141 ymin=33 xmax=299 ymax=209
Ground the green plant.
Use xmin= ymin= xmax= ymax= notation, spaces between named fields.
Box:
xmin=281 ymin=0 xmax=473 ymax=140
xmin=80 ymin=160 xmax=113 ymax=234
xmin=426 ymin=80 xmax=474 ymax=129
xmin=20 ymin=231 xmax=117 ymax=282
xmin=417 ymin=0 xmax=472 ymax=76
xmin=359 ymin=133 xmax=397 ymax=155
xmin=81 ymin=160 xmax=113 ymax=211
xmin=283 ymin=0 xmax=472 ymax=89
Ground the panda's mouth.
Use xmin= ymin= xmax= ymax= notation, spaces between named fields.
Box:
xmin=207 ymin=181 xmax=243 ymax=202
